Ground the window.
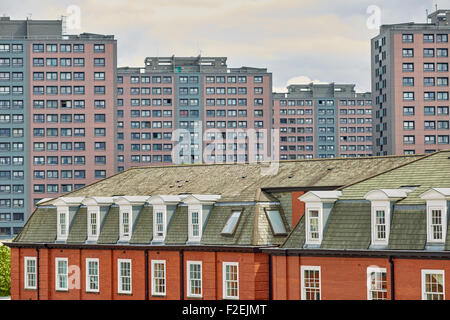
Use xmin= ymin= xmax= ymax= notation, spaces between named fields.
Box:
xmin=265 ymin=210 xmax=287 ymax=235
xmin=86 ymin=258 xmax=99 ymax=293
xmin=367 ymin=267 xmax=387 ymax=300
xmin=24 ymin=257 xmax=37 ymax=289
xmin=187 ymin=261 xmax=202 ymax=298
xmin=120 ymin=210 xmax=130 ymax=240
xmin=301 ymin=266 xmax=321 ymax=300
xmin=306 ymin=209 xmax=321 ymax=243
xmin=374 ymin=209 xmax=387 ymax=241
xmin=221 ymin=211 xmax=242 ymax=235
xmin=223 ymin=262 xmax=239 ymax=300
xmin=427 ymin=207 xmax=446 ymax=243
xmin=188 ymin=205 xmax=202 ymax=242
xmin=118 ymin=259 xmax=132 ymax=294
xmin=55 ymin=258 xmax=68 ymax=291
xmin=151 ymin=260 xmax=166 ymax=296
xmin=153 ymin=206 xmax=166 ymax=241
xmin=422 ymin=270 xmax=444 ymax=300
xmin=88 ymin=210 xmax=99 ymax=240
xmin=57 ymin=208 xmax=69 ymax=241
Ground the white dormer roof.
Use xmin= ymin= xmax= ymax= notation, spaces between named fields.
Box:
xmin=147 ymin=195 xmax=182 ymax=205
xmin=364 ymin=189 xmax=412 ymax=201
xmin=81 ymin=196 xmax=115 ymax=206
xmin=420 ymin=188 xmax=450 ymax=200
xmin=114 ymin=196 xmax=150 ymax=206
xmin=299 ymin=191 xmax=342 ymax=202
xmin=53 ymin=197 xmax=85 ymax=206
xmin=182 ymin=194 xmax=221 ymax=204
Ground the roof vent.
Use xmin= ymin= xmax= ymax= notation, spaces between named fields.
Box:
xmin=287 ymin=175 xmax=293 ymax=179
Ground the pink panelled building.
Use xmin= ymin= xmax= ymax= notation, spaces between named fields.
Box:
xmin=30 ymin=33 xmax=117 ymax=209
xmin=116 ymin=56 xmax=273 ymax=170
xmin=273 ymin=83 xmax=372 ymax=160
xmin=372 ymin=9 xmax=450 ymax=156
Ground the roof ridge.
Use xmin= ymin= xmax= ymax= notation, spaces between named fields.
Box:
xmin=127 ymin=153 xmax=426 ymax=171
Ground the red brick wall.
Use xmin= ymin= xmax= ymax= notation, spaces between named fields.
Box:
xmin=273 ymin=255 xmax=392 ymax=300
xmin=291 ymin=191 xmax=305 ymax=227
xmin=10 ymin=247 xmax=268 ymax=300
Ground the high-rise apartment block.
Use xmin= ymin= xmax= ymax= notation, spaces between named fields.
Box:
xmin=0 ymin=16 xmax=375 ymax=239
xmin=372 ymin=9 xmax=450 ymax=156
xmin=273 ymin=83 xmax=372 ymax=159
xmin=0 ymin=17 xmax=117 ymax=238
xmin=117 ymin=56 xmax=272 ymax=170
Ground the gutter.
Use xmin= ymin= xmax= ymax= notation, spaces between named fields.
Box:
xmin=389 ymin=256 xmax=395 ymax=300
xmin=180 ymin=250 xmax=184 ymax=300
xmin=36 ymin=248 xmax=40 ymax=301
xmin=145 ymin=249 xmax=149 ymax=300
xmin=5 ymin=242 xmax=265 ymax=253
xmin=262 ymin=248 xmax=450 ymax=260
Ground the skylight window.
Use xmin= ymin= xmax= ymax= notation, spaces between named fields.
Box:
xmin=266 ymin=210 xmax=287 ymax=235
xmin=221 ymin=211 xmax=242 ymax=235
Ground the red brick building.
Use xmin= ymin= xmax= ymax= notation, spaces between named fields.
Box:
xmin=9 ymin=151 xmax=450 ymax=300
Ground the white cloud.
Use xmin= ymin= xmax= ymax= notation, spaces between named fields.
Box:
xmin=273 ymin=76 xmax=329 ymax=92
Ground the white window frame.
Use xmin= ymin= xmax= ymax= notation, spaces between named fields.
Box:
xmin=188 ymin=204 xmax=202 ymax=242
xmin=421 ymin=269 xmax=445 ymax=300
xmin=370 ymin=201 xmax=390 ymax=246
xmin=187 ymin=261 xmax=202 ymax=298
xmin=367 ymin=267 xmax=387 ymax=300
xmin=55 ymin=257 xmax=68 ymax=292
xmin=301 ymin=265 xmax=321 ymax=300
xmin=119 ymin=205 xmax=132 ymax=241
xmin=222 ymin=262 xmax=239 ymax=300
xmin=56 ymin=207 xmax=69 ymax=241
xmin=24 ymin=257 xmax=37 ymax=290
xmin=426 ymin=200 xmax=447 ymax=243
xmin=87 ymin=206 xmax=100 ymax=241
xmin=85 ymin=258 xmax=99 ymax=293
xmin=151 ymin=260 xmax=166 ymax=296
xmin=305 ymin=204 xmax=323 ymax=245
xmin=117 ymin=259 xmax=132 ymax=294
xmin=153 ymin=205 xmax=167 ymax=241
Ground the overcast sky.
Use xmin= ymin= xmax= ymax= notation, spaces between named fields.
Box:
xmin=1 ymin=0 xmax=447 ymax=92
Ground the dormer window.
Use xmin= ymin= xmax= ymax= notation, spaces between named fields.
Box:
xmin=153 ymin=206 xmax=166 ymax=241
xmin=147 ymin=195 xmax=182 ymax=242
xmin=183 ymin=194 xmax=221 ymax=243
xmin=88 ymin=209 xmax=100 ymax=240
xmin=114 ymin=196 xmax=149 ymax=243
xmin=58 ymin=209 xmax=68 ymax=240
xmin=365 ymin=189 xmax=412 ymax=248
xmin=82 ymin=197 xmax=115 ymax=243
xmin=121 ymin=211 xmax=130 ymax=239
xmin=299 ymin=191 xmax=341 ymax=247
xmin=54 ymin=197 xmax=84 ymax=242
xmin=188 ymin=205 xmax=202 ymax=242
xmin=307 ymin=209 xmax=320 ymax=242
xmin=420 ymin=188 xmax=450 ymax=245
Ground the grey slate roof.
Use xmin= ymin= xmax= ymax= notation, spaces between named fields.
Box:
xmin=97 ymin=206 xmax=119 ymax=244
xmin=67 ymin=207 xmax=87 ymax=244
xmin=282 ymin=216 xmax=305 ymax=249
xmin=129 ymin=206 xmax=153 ymax=244
xmin=14 ymin=208 xmax=57 ymax=243
xmin=320 ymin=201 xmax=371 ymax=250
xmin=388 ymin=207 xmax=427 ymax=250
xmin=39 ymin=154 xmax=422 ymax=205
